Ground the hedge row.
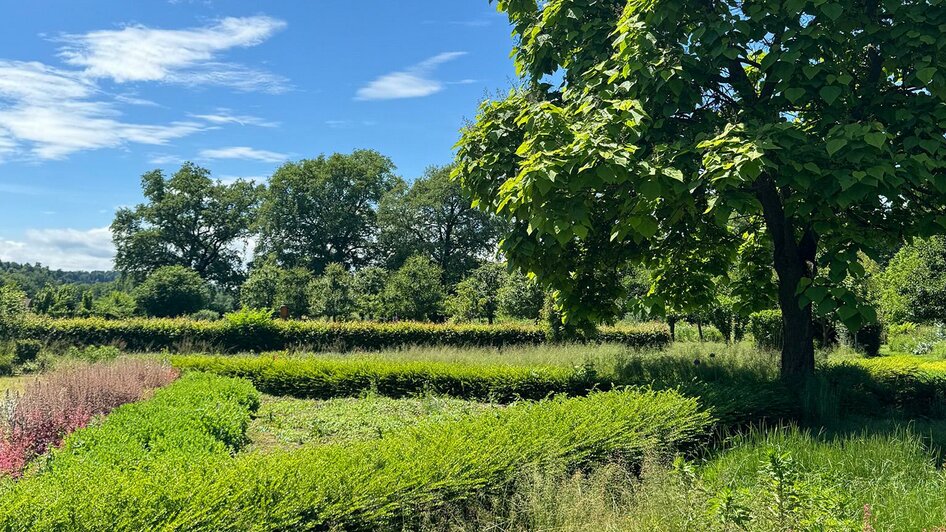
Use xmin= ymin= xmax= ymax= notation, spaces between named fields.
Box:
xmin=0 ymin=382 xmax=710 ymax=530
xmin=171 ymin=355 xmax=798 ymax=427
xmin=823 ymin=355 xmax=946 ymax=418
xmin=21 ymin=317 xmax=671 ymax=353
xmin=0 ymin=372 xmax=260 ymax=529
xmin=170 ymin=355 xmax=597 ymax=403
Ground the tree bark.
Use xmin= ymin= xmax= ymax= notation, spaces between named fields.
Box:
xmin=756 ymin=179 xmax=817 ymax=378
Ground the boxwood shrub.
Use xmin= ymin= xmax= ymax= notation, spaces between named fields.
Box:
xmin=0 ymin=386 xmax=710 ymax=530
xmin=21 ymin=317 xmax=671 ymax=353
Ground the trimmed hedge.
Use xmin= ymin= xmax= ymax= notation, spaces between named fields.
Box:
xmin=171 ymin=355 xmax=597 ymax=403
xmin=0 ymin=386 xmax=710 ymax=530
xmin=0 ymin=372 xmax=260 ymax=529
xmin=823 ymin=355 xmax=946 ymax=418
xmin=21 ymin=317 xmax=671 ymax=353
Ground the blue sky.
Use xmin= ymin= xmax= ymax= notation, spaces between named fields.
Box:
xmin=0 ymin=1 xmax=517 ymax=270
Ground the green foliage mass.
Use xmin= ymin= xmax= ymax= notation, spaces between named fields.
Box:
xmin=877 ymin=237 xmax=946 ymax=324
xmin=257 ymin=150 xmax=399 ymax=273
xmin=448 ymin=262 xmax=507 ymax=324
xmin=380 ymin=255 xmax=446 ymax=321
xmin=497 ymin=269 xmax=545 ymax=321
xmin=111 ymin=163 xmax=262 ymax=286
xmin=0 ymin=284 xmax=26 ymax=339
xmin=133 ymin=266 xmax=210 ymax=318
xmin=0 ymin=385 xmax=710 ymax=530
xmin=19 ymin=316 xmax=672 ymax=352
xmin=455 ymin=0 xmax=946 ymax=376
xmin=307 ymin=263 xmax=356 ymax=321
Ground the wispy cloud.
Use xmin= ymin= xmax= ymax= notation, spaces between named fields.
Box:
xmin=0 ymin=227 xmax=114 ymax=270
xmin=199 ymin=146 xmax=287 ymax=163
xmin=356 ymin=51 xmax=467 ymax=101
xmin=191 ymin=108 xmax=278 ymax=127
xmin=57 ymin=16 xmax=289 ymax=93
xmin=0 ymin=61 xmax=205 ymax=160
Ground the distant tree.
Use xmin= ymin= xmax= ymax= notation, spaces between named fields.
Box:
xmin=133 ymin=266 xmax=210 ymax=318
xmin=0 ymin=284 xmax=27 ymax=339
xmin=308 ymin=263 xmax=356 ymax=321
xmin=447 ymin=262 xmax=507 ymax=324
xmin=878 ymin=237 xmax=946 ymax=324
xmin=240 ymin=263 xmax=281 ymax=310
xmin=112 ymin=163 xmax=262 ymax=286
xmin=239 ymin=263 xmax=312 ymax=317
xmin=497 ymin=269 xmax=545 ymax=322
xmin=92 ymin=291 xmax=137 ymax=320
xmin=381 ymin=255 xmax=445 ymax=322
xmin=378 ymin=165 xmax=504 ymax=285
xmin=258 ymin=150 xmax=399 ymax=273
xmin=352 ymin=266 xmax=389 ymax=320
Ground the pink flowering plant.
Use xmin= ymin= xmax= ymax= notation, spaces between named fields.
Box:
xmin=0 ymin=359 xmax=178 ymax=477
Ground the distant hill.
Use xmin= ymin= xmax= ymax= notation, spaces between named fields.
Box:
xmin=0 ymin=261 xmax=120 ymax=296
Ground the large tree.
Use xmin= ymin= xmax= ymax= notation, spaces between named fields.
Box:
xmin=377 ymin=165 xmax=504 ymax=284
xmin=258 ymin=150 xmax=399 ymax=273
xmin=112 ymin=163 xmax=262 ymax=287
xmin=455 ymin=0 xmax=946 ymax=377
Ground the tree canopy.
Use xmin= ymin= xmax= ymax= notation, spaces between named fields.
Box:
xmin=112 ymin=163 xmax=261 ymax=287
xmin=455 ymin=0 xmax=946 ymax=376
xmin=378 ymin=165 xmax=504 ymax=284
xmin=257 ymin=150 xmax=399 ymax=273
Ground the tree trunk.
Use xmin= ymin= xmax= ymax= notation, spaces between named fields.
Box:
xmin=697 ymin=321 xmax=704 ymax=342
xmin=756 ymin=179 xmax=817 ymax=378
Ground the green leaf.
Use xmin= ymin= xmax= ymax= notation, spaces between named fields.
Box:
xmin=784 ymin=88 xmax=806 ymax=103
xmin=918 ymin=67 xmax=937 ymax=84
xmin=864 ymin=132 xmax=886 ymax=149
xmin=826 ymin=138 xmax=848 ymax=156
xmin=819 ymin=85 xmax=842 ymax=105
xmin=821 ymin=3 xmax=844 ymax=20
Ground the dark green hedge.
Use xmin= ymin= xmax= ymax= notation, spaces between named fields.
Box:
xmin=748 ymin=310 xmax=782 ymax=350
xmin=21 ymin=317 xmax=671 ymax=353
xmin=170 ymin=355 xmax=597 ymax=403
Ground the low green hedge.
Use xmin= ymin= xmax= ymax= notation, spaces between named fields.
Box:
xmin=22 ymin=317 xmax=671 ymax=353
xmin=171 ymin=355 xmax=598 ymax=403
xmin=0 ymin=385 xmax=710 ymax=530
xmin=0 ymin=372 xmax=260 ymax=529
xmin=748 ymin=310 xmax=782 ymax=351
xmin=822 ymin=355 xmax=946 ymax=418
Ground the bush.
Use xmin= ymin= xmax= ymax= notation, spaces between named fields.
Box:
xmin=497 ymin=270 xmax=545 ymax=321
xmin=91 ymin=291 xmax=137 ymax=320
xmin=852 ymin=322 xmax=883 ymax=357
xmin=0 ymin=372 xmax=258 ymax=527
xmin=65 ymin=345 xmax=121 ymax=363
xmin=822 ymin=355 xmax=946 ymax=418
xmin=381 ymin=255 xmax=446 ymax=321
xmin=0 ymin=360 xmax=178 ymax=477
xmin=749 ymin=310 xmax=782 ymax=350
xmin=12 ymin=339 xmax=42 ymax=365
xmin=133 ymin=266 xmax=210 ymax=317
xmin=308 ymin=263 xmax=355 ymax=320
xmin=20 ymin=317 xmax=671 ymax=353
xmin=0 ymin=284 xmax=27 ymax=340
xmin=170 ymin=355 xmax=598 ymax=402
xmin=189 ymin=309 xmax=221 ymax=321
xmin=0 ymin=387 xmax=708 ymax=530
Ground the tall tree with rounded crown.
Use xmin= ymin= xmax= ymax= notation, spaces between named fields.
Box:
xmin=454 ymin=0 xmax=946 ymax=377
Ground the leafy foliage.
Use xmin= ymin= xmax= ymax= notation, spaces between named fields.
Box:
xmin=112 ymin=163 xmax=261 ymax=286
xmin=133 ymin=266 xmax=210 ymax=318
xmin=448 ymin=262 xmax=507 ymax=323
xmin=381 ymin=255 xmax=446 ymax=321
xmin=877 ymin=237 xmax=946 ymax=324
xmin=497 ymin=269 xmax=545 ymax=321
xmin=0 ymin=284 xmax=26 ymax=339
xmin=455 ymin=0 xmax=946 ymax=375
xmin=378 ymin=165 xmax=504 ymax=284
xmin=308 ymin=263 xmax=356 ymax=321
xmin=257 ymin=150 xmax=399 ymax=273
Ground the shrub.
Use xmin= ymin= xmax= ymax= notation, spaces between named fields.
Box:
xmin=381 ymin=255 xmax=446 ymax=321
xmin=12 ymin=339 xmax=41 ymax=365
xmin=91 ymin=291 xmax=137 ymax=320
xmin=170 ymin=355 xmax=598 ymax=402
xmin=822 ymin=355 xmax=946 ymax=418
xmin=189 ymin=309 xmax=221 ymax=321
xmin=133 ymin=266 xmax=210 ymax=317
xmin=497 ymin=270 xmax=545 ymax=321
xmin=65 ymin=345 xmax=121 ymax=363
xmin=308 ymin=263 xmax=355 ymax=321
xmin=0 ymin=284 xmax=27 ymax=340
xmin=852 ymin=322 xmax=883 ymax=357
xmin=0 ymin=359 xmax=179 ymax=477
xmin=749 ymin=310 xmax=782 ymax=350
xmin=447 ymin=263 xmax=507 ymax=324
xmin=21 ymin=317 xmax=671 ymax=353
xmin=0 ymin=387 xmax=708 ymax=530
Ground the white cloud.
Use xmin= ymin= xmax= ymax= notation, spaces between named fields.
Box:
xmin=0 ymin=227 xmax=115 ymax=271
xmin=191 ymin=108 xmax=278 ymax=127
xmin=58 ymin=16 xmax=288 ymax=92
xmin=356 ymin=51 xmax=467 ymax=101
xmin=199 ymin=146 xmax=287 ymax=162
xmin=0 ymin=61 xmax=207 ymax=160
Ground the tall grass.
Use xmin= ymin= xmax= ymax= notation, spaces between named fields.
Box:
xmin=0 ymin=360 xmax=178 ymax=477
